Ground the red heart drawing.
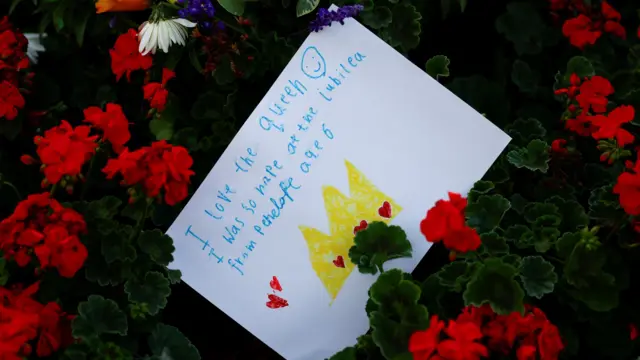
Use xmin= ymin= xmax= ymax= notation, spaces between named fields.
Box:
xmin=378 ymin=201 xmax=392 ymax=218
xmin=270 ymin=276 xmax=282 ymax=292
xmin=353 ymin=220 xmax=368 ymax=234
xmin=266 ymin=294 xmax=289 ymax=309
xmin=333 ymin=255 xmax=345 ymax=268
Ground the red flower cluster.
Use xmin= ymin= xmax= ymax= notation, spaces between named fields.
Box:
xmin=555 ymin=74 xmax=635 ymax=161
xmin=110 ymin=29 xmax=153 ymax=82
xmin=420 ymin=192 xmax=480 ymax=254
xmin=0 ymin=16 xmax=30 ymax=121
xmin=409 ymin=305 xmax=564 ymax=360
xmin=0 ymin=193 xmax=88 ymax=278
xmin=30 ymin=120 xmax=98 ymax=188
xmin=409 ymin=314 xmax=487 ymax=360
xmin=102 ymin=140 xmax=195 ymax=205
xmin=613 ymin=153 xmax=640 ymax=216
xmin=143 ymin=68 xmax=175 ymax=112
xmin=555 ymin=1 xmax=626 ymax=49
xmin=0 ymin=282 xmax=74 ymax=359
xmin=83 ymin=102 xmax=131 ymax=154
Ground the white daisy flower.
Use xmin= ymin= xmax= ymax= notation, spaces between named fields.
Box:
xmin=138 ymin=18 xmax=196 ymax=55
xmin=23 ymin=33 xmax=47 ymax=65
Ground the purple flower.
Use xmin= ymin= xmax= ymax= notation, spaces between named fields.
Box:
xmin=309 ymin=5 xmax=364 ymax=32
xmin=178 ymin=0 xmax=217 ymax=27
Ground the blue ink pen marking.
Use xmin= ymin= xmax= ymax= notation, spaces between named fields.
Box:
xmin=301 ymin=46 xmax=327 ymax=79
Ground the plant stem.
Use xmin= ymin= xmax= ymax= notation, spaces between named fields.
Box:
xmin=2 ymin=181 xmax=22 ymax=200
xmin=377 ymin=263 xmax=384 ymax=273
xmin=49 ymin=183 xmax=58 ymax=197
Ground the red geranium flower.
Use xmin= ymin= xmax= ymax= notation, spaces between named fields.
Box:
xmin=102 ymin=140 xmax=195 ymax=205
xmin=613 ymin=153 xmax=640 ymax=216
xmin=420 ymin=192 xmax=481 ymax=253
xmin=409 ymin=315 xmax=445 ymax=360
xmin=143 ymin=68 xmax=175 ymax=112
xmin=576 ymin=75 xmax=614 ymax=114
xmin=437 ymin=321 xmax=488 ymax=360
xmin=33 ymin=121 xmax=98 ymax=186
xmin=590 ymin=105 xmax=635 ymax=147
xmin=83 ymin=103 xmax=131 ymax=153
xmin=0 ymin=193 xmax=88 ymax=277
xmin=109 ymin=29 xmax=153 ymax=82
xmin=0 ymin=80 xmax=25 ymax=120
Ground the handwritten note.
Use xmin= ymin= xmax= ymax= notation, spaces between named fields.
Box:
xmin=166 ymin=9 xmax=510 ymax=360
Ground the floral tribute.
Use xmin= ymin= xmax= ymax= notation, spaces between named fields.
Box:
xmin=2 ymin=0 xmax=640 ymax=359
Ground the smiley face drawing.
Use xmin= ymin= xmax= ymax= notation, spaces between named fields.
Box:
xmin=300 ymin=46 xmax=327 ymax=79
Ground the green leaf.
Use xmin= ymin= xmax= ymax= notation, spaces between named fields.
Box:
xmin=190 ymin=92 xmax=223 ymax=120
xmin=172 ymin=127 xmax=200 ymax=152
xmin=463 ymin=258 xmax=525 ymax=315
xmin=380 ymin=3 xmax=422 ymax=52
xmin=425 ymin=55 xmax=451 ymax=80
xmin=150 ymin=117 xmax=174 ymax=141
xmin=73 ymin=7 xmax=92 ymax=46
xmin=522 ymin=202 xmax=562 ymax=252
xmin=138 ymin=230 xmax=176 ymax=267
xmin=505 ymin=118 xmax=546 ymax=146
xmin=217 ymin=0 xmax=245 ymax=15
xmin=504 ymin=224 xmax=534 ymax=249
xmin=125 ymin=271 xmax=171 ymax=316
xmin=80 ymin=196 xmax=122 ymax=220
xmin=52 ymin=0 xmax=69 ymax=31
xmin=360 ymin=6 xmax=392 ymax=29
xmin=501 ymin=254 xmax=522 ymax=268
xmin=121 ymin=198 xmax=149 ymax=222
xmin=545 ymin=196 xmax=588 ymax=232
xmin=349 ymin=222 xmax=412 ymax=275
xmin=213 ymin=55 xmax=235 ymax=85
xmin=436 ymin=261 xmax=471 ymax=292
xmin=519 ymin=256 xmax=557 ymax=299
xmin=495 ymin=2 xmax=550 ymax=55
xmin=369 ymin=269 xmax=420 ymax=313
xmin=328 ymin=347 xmax=357 ymax=360
xmin=511 ymin=59 xmax=539 ymax=94
xmin=465 ymin=194 xmax=511 ymax=234
xmin=468 ymin=180 xmax=494 ymax=203
xmin=480 ymin=232 xmax=509 ymax=255
xmin=588 ymin=185 xmax=625 ymax=226
xmin=523 ymin=202 xmax=561 ymax=227
xmin=166 ymin=269 xmax=182 ymax=284
xmin=368 ymin=270 xmax=429 ymax=360
xmin=556 ymin=231 xmax=582 ymax=259
xmin=507 ymin=139 xmax=550 ymax=173
xmin=566 ymin=56 xmax=595 ymax=78
xmin=149 ymin=324 xmax=201 ymax=360
xmin=509 ymin=193 xmax=528 ymax=215
xmin=101 ymin=225 xmax=137 ymax=264
xmin=72 ymin=295 xmax=128 ymax=344
xmin=296 ymin=0 xmax=320 ymax=16
xmin=9 ymin=0 xmax=26 ymax=14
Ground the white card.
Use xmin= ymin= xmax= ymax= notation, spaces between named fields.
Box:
xmin=166 ymin=11 xmax=510 ymax=360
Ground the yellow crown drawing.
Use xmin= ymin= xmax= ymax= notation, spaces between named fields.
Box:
xmin=299 ymin=160 xmax=402 ymax=302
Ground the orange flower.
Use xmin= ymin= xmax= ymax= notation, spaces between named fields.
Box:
xmin=95 ymin=0 xmax=150 ymax=14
